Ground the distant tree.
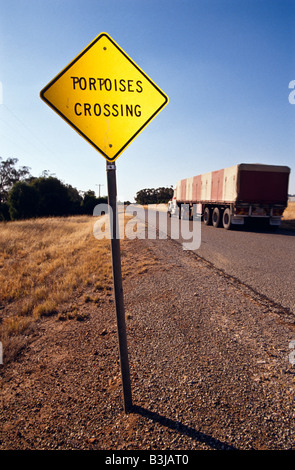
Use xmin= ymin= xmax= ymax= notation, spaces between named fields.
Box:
xmin=40 ymin=170 xmax=56 ymax=178
xmin=155 ymin=186 xmax=174 ymax=203
xmin=30 ymin=176 xmax=71 ymax=217
xmin=0 ymin=157 xmax=31 ymax=204
xmin=8 ymin=181 xmax=39 ymax=220
xmin=0 ymin=202 xmax=10 ymax=221
xmin=66 ymin=184 xmax=83 ymax=214
xmin=135 ymin=188 xmax=153 ymax=205
xmin=81 ymin=190 xmax=97 ymax=215
xmin=1 ymin=156 xmax=110 ymax=220
xmin=135 ymin=187 xmax=173 ymax=205
xmin=7 ymin=177 xmax=85 ymax=220
xmin=81 ymin=190 xmax=108 ymax=214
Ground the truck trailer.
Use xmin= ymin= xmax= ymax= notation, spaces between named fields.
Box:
xmin=168 ymin=163 xmax=290 ymax=229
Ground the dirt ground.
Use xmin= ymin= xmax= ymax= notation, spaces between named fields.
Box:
xmin=1 ymin=235 xmax=295 ymax=451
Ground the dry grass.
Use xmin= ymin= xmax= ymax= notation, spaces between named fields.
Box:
xmin=281 ymin=201 xmax=295 ymax=230
xmin=0 ymin=216 xmax=112 ymax=318
xmin=0 ymin=216 xmax=112 ymax=355
xmin=0 ymin=215 xmax=159 ymax=361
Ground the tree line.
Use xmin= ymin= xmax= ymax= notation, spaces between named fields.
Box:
xmin=0 ymin=157 xmax=173 ymax=221
xmin=0 ymin=157 xmax=107 ymax=221
xmin=135 ymin=187 xmax=173 ymax=205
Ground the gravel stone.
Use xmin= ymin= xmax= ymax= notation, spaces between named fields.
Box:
xmin=0 ymin=236 xmax=294 ymax=450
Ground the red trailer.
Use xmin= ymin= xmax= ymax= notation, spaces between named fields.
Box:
xmin=168 ymin=163 xmax=290 ymax=229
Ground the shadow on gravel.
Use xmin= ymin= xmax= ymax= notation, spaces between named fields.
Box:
xmin=131 ymin=405 xmax=237 ymax=450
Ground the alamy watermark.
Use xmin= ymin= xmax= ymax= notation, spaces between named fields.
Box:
xmin=289 ymin=340 xmax=295 ymax=366
xmin=288 ymin=80 xmax=295 ymax=104
xmin=93 ymin=203 xmax=201 ymax=251
xmin=0 ymin=81 xmax=2 ymax=105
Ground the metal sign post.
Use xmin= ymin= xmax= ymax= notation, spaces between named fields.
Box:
xmin=40 ymin=32 xmax=168 ymax=414
xmin=106 ymin=161 xmax=132 ymax=413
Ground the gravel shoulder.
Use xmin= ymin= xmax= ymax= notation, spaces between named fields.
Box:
xmin=1 ymin=235 xmax=295 ymax=450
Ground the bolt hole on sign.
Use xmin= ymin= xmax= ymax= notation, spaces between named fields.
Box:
xmin=40 ymin=32 xmax=169 ymax=162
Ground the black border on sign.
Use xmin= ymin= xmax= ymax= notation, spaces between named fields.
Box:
xmin=40 ymin=33 xmax=169 ymax=162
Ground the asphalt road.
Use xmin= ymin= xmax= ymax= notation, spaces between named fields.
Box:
xmin=171 ymin=218 xmax=295 ymax=315
xmin=131 ymin=208 xmax=295 ymax=315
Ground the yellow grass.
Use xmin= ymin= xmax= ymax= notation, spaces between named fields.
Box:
xmin=281 ymin=201 xmax=295 ymax=230
xmin=0 ymin=216 xmax=111 ymax=318
xmin=282 ymin=201 xmax=295 ymax=219
xmin=0 ymin=215 xmax=159 ymax=352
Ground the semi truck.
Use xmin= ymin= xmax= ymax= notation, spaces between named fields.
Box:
xmin=168 ymin=163 xmax=290 ymax=230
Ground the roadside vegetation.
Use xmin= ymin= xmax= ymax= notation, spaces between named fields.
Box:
xmin=0 ymin=154 xmax=293 ymax=363
xmin=135 ymin=187 xmax=173 ymax=205
xmin=0 ymin=156 xmax=108 ymax=221
xmin=281 ymin=201 xmax=295 ymax=230
xmin=0 ymin=215 xmax=159 ymax=363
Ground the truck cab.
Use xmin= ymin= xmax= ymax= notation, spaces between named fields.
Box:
xmin=167 ymin=197 xmax=178 ymax=217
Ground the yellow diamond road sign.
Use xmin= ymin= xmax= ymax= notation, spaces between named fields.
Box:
xmin=40 ymin=33 xmax=168 ymax=162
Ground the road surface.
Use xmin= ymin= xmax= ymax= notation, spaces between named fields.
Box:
xmin=192 ymin=223 xmax=295 ymax=314
xmin=140 ymin=208 xmax=295 ymax=315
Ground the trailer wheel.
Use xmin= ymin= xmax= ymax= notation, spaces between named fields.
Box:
xmin=212 ymin=207 xmax=221 ymax=227
xmin=180 ymin=205 xmax=190 ymax=220
xmin=178 ymin=205 xmax=181 ymax=219
xmin=222 ymin=208 xmax=231 ymax=230
xmin=203 ymin=207 xmax=211 ymax=225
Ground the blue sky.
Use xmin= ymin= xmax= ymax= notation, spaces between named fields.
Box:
xmin=1 ymin=0 xmax=294 ymax=201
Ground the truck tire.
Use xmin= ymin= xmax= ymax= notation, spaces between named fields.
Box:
xmin=178 ymin=205 xmax=181 ymax=219
xmin=212 ymin=207 xmax=221 ymax=227
xmin=181 ymin=205 xmax=190 ymax=220
xmin=222 ymin=208 xmax=231 ymax=230
xmin=203 ymin=207 xmax=211 ymax=225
